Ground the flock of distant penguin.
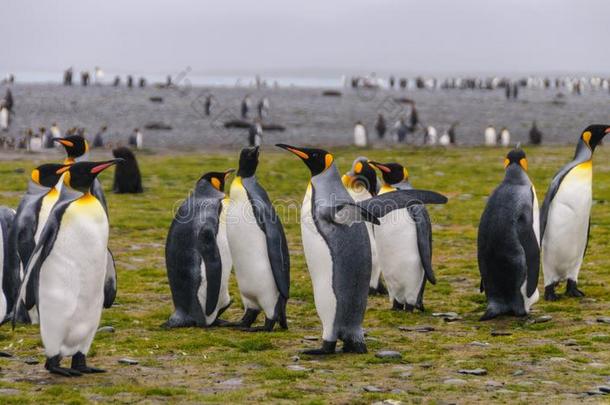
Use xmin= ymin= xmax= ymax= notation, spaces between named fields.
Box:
xmin=0 ymin=124 xmax=607 ymax=376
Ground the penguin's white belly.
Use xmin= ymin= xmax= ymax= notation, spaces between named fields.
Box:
xmin=301 ymin=187 xmax=336 ymax=341
xmin=354 ymin=128 xmax=367 ymax=147
xmin=500 ymin=131 xmax=510 ymax=146
xmin=376 ymin=208 xmax=424 ymax=305
xmin=542 ymin=163 xmax=592 ymax=283
xmin=0 ymin=109 xmax=7 ymax=129
xmin=38 ymin=199 xmax=108 ymax=357
xmin=484 ymin=130 xmax=496 ymax=145
xmin=227 ymin=185 xmax=279 ymax=316
xmin=35 ymin=191 xmax=60 ymax=243
xmin=347 ymin=188 xmax=381 ymax=288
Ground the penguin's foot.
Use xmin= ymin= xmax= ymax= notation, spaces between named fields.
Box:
xmin=211 ymin=318 xmax=232 ymax=327
xmin=226 ymin=309 xmax=261 ymax=328
xmin=479 ymin=308 xmax=501 ymax=321
xmin=565 ymin=280 xmax=585 ymax=297
xmin=161 ymin=312 xmax=195 ymax=328
xmin=392 ymin=300 xmax=404 ymax=311
xmin=404 ymin=304 xmax=415 ymax=313
xmin=302 ymin=340 xmax=336 ymax=355
xmin=71 ymin=352 xmax=106 ymax=374
xmin=544 ymin=284 xmax=560 ymax=301
xmin=45 ymin=355 xmax=82 ymax=377
xmin=342 ymin=340 xmax=368 ymax=354
xmin=240 ymin=318 xmax=276 ymax=332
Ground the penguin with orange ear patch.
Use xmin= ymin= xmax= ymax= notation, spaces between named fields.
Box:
xmin=541 ymin=124 xmax=610 ymax=300
xmin=14 ymin=160 xmax=121 ymax=376
xmin=477 ymin=148 xmax=540 ymax=320
xmin=165 ymin=169 xmax=235 ymax=328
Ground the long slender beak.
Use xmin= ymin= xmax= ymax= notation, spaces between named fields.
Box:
xmin=224 ymin=168 xmax=236 ymax=179
xmin=90 ymin=159 xmax=124 ymax=174
xmin=275 ymin=144 xmax=309 ymax=160
xmin=368 ymin=161 xmax=391 ymax=173
xmin=55 ymin=164 xmax=72 ymax=174
xmin=605 ymin=127 xmax=610 ymax=134
xmin=53 ymin=138 xmax=73 ymax=147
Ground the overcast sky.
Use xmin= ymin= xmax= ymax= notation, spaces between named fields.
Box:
xmin=2 ymin=0 xmax=608 ymax=77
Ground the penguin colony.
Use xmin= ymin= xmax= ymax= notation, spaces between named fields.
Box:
xmin=0 ymin=125 xmax=607 ymax=376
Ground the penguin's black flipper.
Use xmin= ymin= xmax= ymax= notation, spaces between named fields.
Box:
xmin=0 ymin=207 xmax=20 ymax=317
xmin=328 ymin=203 xmax=380 ymax=226
xmin=13 ymin=188 xmax=82 ymax=326
xmin=408 ymin=204 xmax=436 ymax=284
xmin=196 ymin=224 xmax=222 ymax=317
xmin=103 ymin=249 xmax=117 ymax=308
xmin=246 ymin=181 xmax=290 ymax=300
xmin=540 ymin=161 xmax=580 ymax=239
xmin=517 ymin=209 xmax=540 ymax=298
xmin=359 ymin=189 xmax=448 ymax=219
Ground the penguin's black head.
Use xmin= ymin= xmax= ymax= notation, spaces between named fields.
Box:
xmin=581 ymin=124 xmax=610 ymax=152
xmin=275 ymin=144 xmax=333 ymax=176
xmin=237 ymin=146 xmax=260 ymax=178
xmin=369 ymin=161 xmax=408 ymax=185
xmin=504 ymin=148 xmax=528 ymax=171
xmin=31 ymin=163 xmax=67 ymax=188
xmin=201 ymin=169 xmax=235 ymax=192
xmin=342 ymin=156 xmax=378 ymax=196
xmin=54 ymin=135 xmax=89 ymax=161
xmin=63 ymin=160 xmax=122 ymax=192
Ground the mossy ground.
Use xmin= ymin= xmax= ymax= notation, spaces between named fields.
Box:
xmin=0 ymin=146 xmax=608 ymax=404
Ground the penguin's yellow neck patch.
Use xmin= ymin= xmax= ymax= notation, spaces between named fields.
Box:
xmin=229 ymin=176 xmax=247 ymax=200
xmin=46 ymin=187 xmax=59 ymax=198
xmin=379 ymin=184 xmax=396 ymax=195
xmin=64 ymin=157 xmax=75 ymax=165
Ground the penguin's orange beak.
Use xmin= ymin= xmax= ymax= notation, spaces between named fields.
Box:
xmin=91 ymin=159 xmax=123 ymax=174
xmin=276 ymin=144 xmax=309 ymax=160
xmin=369 ymin=161 xmax=391 ymax=173
xmin=55 ymin=164 xmax=72 ymax=174
xmin=53 ymin=138 xmax=73 ymax=147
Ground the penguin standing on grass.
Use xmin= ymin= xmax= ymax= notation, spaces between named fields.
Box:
xmin=165 ymin=169 xmax=234 ymax=327
xmin=341 ymin=156 xmax=386 ymax=295
xmin=369 ymin=161 xmax=437 ymax=311
xmin=276 ymin=144 xmax=447 ymax=354
xmin=477 ymin=148 xmax=540 ymax=320
xmin=8 ymin=164 xmax=67 ymax=324
xmin=0 ymin=207 xmax=16 ymax=323
xmin=14 ymin=160 xmax=120 ymax=376
xmin=226 ymin=146 xmax=289 ymax=331
xmin=540 ymin=125 xmax=610 ymax=300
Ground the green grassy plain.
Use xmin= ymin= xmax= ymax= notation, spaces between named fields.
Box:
xmin=0 ymin=145 xmax=608 ymax=404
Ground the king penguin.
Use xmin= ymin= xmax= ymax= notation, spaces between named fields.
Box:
xmin=368 ymin=161 xmax=437 ymax=312
xmin=477 ymin=148 xmax=540 ymax=320
xmin=540 ymin=124 xmax=610 ymax=300
xmin=165 ymin=169 xmax=234 ymax=328
xmin=0 ymin=207 xmax=16 ymax=323
xmin=276 ymin=144 xmax=447 ymax=354
xmin=54 ymin=135 xmax=117 ymax=298
xmin=14 ymin=160 xmax=120 ymax=376
xmin=226 ymin=146 xmax=290 ymax=331
xmin=9 ymin=164 xmax=66 ymax=324
xmin=341 ymin=156 xmax=386 ymax=295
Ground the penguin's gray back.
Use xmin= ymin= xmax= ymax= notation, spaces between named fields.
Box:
xmin=310 ymin=165 xmax=371 ymax=341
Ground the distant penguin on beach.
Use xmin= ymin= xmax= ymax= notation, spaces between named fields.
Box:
xmin=112 ymin=147 xmax=143 ymax=194
xmin=257 ymin=97 xmax=270 ymax=119
xmin=529 ymin=121 xmax=543 ymax=145
xmin=93 ymin=126 xmax=107 ymax=148
xmin=0 ymin=103 xmax=9 ymax=132
xmin=500 ymin=128 xmax=511 ymax=147
xmin=50 ymin=123 xmax=61 ymax=140
xmin=484 ymin=125 xmax=497 ymax=146
xmin=425 ymin=126 xmax=438 ymax=145
xmin=375 ymin=114 xmax=386 ymax=139
xmin=204 ymin=95 xmax=214 ymax=116
xmin=241 ymin=95 xmax=251 ymax=119
xmin=353 ymin=121 xmax=368 ymax=147
xmin=128 ymin=128 xmax=143 ymax=149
